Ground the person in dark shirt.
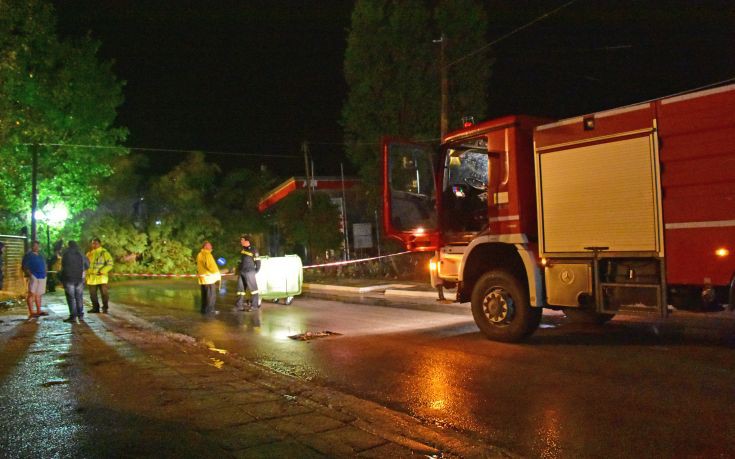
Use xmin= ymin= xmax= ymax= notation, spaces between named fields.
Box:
xmin=60 ymin=240 xmax=89 ymax=323
xmin=22 ymin=240 xmax=48 ymax=318
xmin=235 ymin=235 xmax=261 ymax=312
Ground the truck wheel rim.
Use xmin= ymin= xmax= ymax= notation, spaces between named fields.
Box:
xmin=482 ymin=288 xmax=514 ymax=324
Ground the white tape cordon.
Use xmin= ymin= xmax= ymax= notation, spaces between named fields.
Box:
xmin=302 ymin=251 xmax=411 ymax=269
xmin=69 ymin=251 xmax=413 ymax=278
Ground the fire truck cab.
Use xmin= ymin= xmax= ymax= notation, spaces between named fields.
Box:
xmin=383 ymin=84 xmax=735 ymax=342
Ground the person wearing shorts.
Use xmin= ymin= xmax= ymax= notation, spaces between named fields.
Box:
xmin=22 ymin=240 xmax=48 ymax=318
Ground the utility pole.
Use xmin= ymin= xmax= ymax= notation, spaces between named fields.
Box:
xmin=434 ymin=36 xmax=448 ymax=301
xmin=30 ymin=144 xmax=39 ymax=242
xmin=435 ymin=34 xmax=449 ymax=138
xmin=340 ymin=163 xmax=350 ymax=260
xmin=302 ymin=140 xmax=312 ymax=209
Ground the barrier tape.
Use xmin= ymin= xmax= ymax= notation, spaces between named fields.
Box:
xmin=47 ymin=251 xmax=413 ymax=278
xmin=48 ymin=270 xmax=208 ymax=278
xmin=302 ymin=251 xmax=411 ymax=269
xmin=111 ymin=273 xmax=202 ymax=278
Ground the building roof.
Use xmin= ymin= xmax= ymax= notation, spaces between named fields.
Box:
xmin=258 ymin=176 xmax=359 ymax=212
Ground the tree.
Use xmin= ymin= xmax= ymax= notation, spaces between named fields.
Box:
xmin=81 ymin=154 xmax=148 ymax=272
xmin=274 ymin=191 xmax=343 ymax=262
xmin=435 ymin=0 xmax=490 ymax=130
xmin=80 ymin=151 xmax=278 ymax=275
xmin=0 ymin=0 xmax=128 ymax=239
xmin=342 ymin=0 xmax=490 ymax=210
xmin=144 ymin=152 xmax=221 ymax=271
xmin=210 ymin=166 xmax=278 ymax=267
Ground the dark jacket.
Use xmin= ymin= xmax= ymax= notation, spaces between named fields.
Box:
xmin=238 ymin=246 xmax=261 ymax=273
xmin=61 ymin=247 xmax=90 ymax=283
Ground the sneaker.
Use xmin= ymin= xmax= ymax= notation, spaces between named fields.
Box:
xmin=88 ymin=309 xmax=100 ymax=314
xmin=38 ymin=311 xmax=49 ymax=316
xmin=63 ymin=317 xmax=76 ymax=323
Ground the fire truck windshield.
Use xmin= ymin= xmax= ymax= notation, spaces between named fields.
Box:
xmin=442 ymin=147 xmax=489 ymax=234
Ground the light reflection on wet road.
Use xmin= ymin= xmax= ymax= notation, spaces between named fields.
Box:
xmin=0 ymin=316 xmax=85 ymax=457
xmin=110 ymin=279 xmax=735 ymax=458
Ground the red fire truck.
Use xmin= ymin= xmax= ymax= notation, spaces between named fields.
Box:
xmin=383 ymin=83 xmax=735 ymax=342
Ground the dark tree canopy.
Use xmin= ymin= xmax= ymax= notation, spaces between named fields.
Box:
xmin=342 ymin=0 xmax=490 ymax=209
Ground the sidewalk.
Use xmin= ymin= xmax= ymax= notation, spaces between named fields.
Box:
xmin=0 ymin=292 xmax=511 ymax=458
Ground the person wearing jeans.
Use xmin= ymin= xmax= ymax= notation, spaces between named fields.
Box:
xmin=61 ymin=240 xmax=89 ymax=323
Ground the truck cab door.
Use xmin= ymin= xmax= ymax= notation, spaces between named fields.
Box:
xmin=382 ymin=138 xmax=440 ymax=251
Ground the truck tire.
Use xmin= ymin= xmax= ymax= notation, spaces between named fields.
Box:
xmin=563 ymin=309 xmax=615 ymax=324
xmin=471 ymin=271 xmax=541 ymax=342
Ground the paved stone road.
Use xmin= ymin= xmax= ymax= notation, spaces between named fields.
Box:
xmin=0 ymin=294 xmax=510 ymax=458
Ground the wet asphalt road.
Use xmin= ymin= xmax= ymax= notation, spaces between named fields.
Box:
xmin=109 ymin=279 xmax=735 ymax=458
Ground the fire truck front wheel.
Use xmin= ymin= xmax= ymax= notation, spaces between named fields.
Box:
xmin=471 ymin=271 xmax=541 ymax=342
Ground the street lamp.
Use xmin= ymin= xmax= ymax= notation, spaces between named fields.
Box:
xmin=34 ymin=202 xmax=68 ymax=252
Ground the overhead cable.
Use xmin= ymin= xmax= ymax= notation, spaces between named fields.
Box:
xmin=22 ymin=142 xmax=297 ymax=158
xmin=446 ymin=0 xmax=579 ymax=68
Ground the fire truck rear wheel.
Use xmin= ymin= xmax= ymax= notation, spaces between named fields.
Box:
xmin=471 ymin=271 xmax=541 ymax=342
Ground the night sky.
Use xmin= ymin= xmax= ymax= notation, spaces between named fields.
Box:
xmin=52 ymin=1 xmax=735 ymax=177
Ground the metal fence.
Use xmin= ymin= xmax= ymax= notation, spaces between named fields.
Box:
xmin=1 ymin=235 xmax=27 ymax=295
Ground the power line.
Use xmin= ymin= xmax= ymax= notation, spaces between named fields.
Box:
xmin=23 ymin=142 xmax=298 ymax=158
xmin=20 ymin=138 xmax=443 ymax=156
xmin=446 ymin=0 xmax=579 ymax=68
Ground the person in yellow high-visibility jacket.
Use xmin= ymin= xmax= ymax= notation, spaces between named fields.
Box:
xmin=196 ymin=241 xmax=221 ymax=315
xmin=86 ymin=238 xmax=113 ymax=313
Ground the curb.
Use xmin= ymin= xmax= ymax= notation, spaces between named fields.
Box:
xmin=384 ymin=288 xmax=458 ymax=301
xmin=303 ymin=283 xmax=416 ymax=294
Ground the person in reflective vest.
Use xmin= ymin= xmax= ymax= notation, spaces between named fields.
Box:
xmin=86 ymin=238 xmax=114 ymax=313
xmin=196 ymin=240 xmax=221 ymax=315
xmin=235 ymin=234 xmax=261 ymax=312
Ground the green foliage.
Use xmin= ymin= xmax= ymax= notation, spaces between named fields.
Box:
xmin=342 ymin=0 xmax=490 ymax=211
xmin=0 ymin=0 xmax=128 ymax=237
xmin=82 ymin=153 xmax=278 ymax=274
xmin=144 ymin=227 xmax=194 ymax=274
xmin=82 ymin=215 xmax=148 ymax=274
xmin=147 ymin=152 xmax=222 ymax=250
xmin=211 ymin=167 xmax=277 ymax=264
xmin=274 ymin=190 xmax=343 ymax=261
